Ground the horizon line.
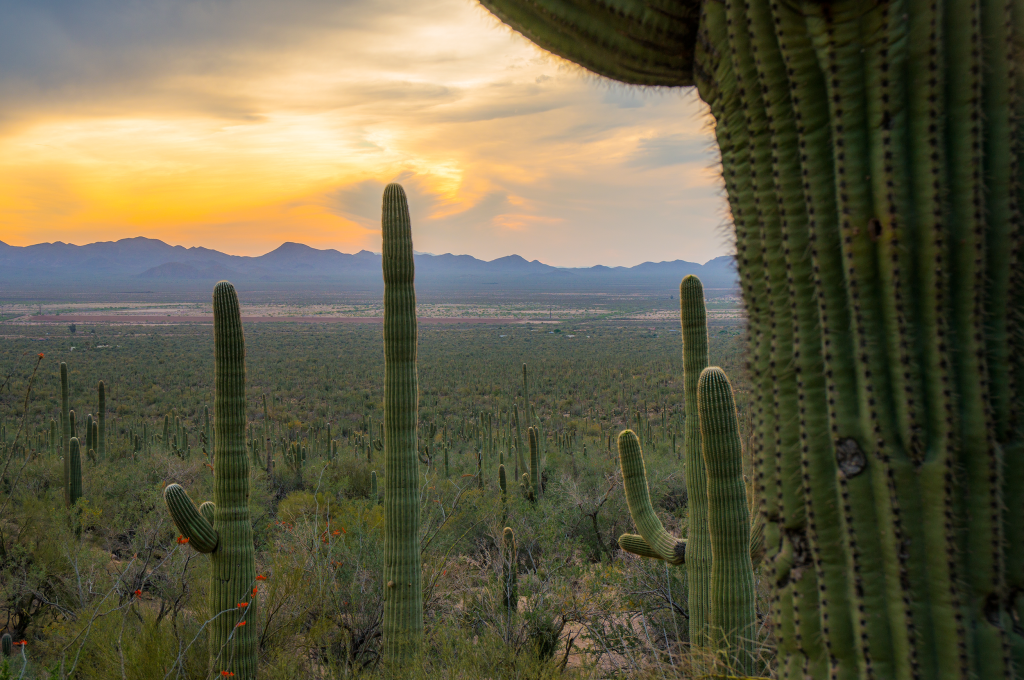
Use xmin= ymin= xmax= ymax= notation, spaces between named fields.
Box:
xmin=0 ymin=236 xmax=734 ymax=270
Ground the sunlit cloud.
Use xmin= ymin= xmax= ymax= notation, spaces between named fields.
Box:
xmin=0 ymin=0 xmax=730 ymax=267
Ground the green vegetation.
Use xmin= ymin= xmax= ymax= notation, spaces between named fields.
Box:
xmin=0 ymin=294 xmax=754 ymax=677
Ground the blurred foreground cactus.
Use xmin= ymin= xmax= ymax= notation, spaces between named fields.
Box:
xmin=163 ymin=281 xmax=256 ymax=679
xmin=380 ymin=183 xmax=422 ymax=661
xmin=479 ymin=0 xmax=1024 ymax=676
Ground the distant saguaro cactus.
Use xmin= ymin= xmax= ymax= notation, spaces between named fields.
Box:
xmin=97 ymin=380 xmax=106 ymax=461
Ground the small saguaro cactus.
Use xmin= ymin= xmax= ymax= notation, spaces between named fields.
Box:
xmin=371 ymin=470 xmax=378 ymax=502
xmin=502 ymin=527 xmax=518 ymax=612
xmin=68 ymin=437 xmax=82 ymax=507
xmin=60 ymin=362 xmax=70 ymax=496
xmin=97 ymin=380 xmax=106 ymax=461
xmin=380 ymin=183 xmax=422 ymax=661
xmin=1 ymin=632 xmax=10 ymax=657
xmin=163 ymin=281 xmax=256 ymax=679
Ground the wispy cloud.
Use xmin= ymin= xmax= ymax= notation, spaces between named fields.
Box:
xmin=0 ymin=0 xmax=729 ymax=266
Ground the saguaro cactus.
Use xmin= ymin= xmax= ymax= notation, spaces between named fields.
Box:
xmin=502 ymin=527 xmax=518 ymax=612
xmin=477 ymin=0 xmax=1024 ymax=677
xmin=60 ymin=362 xmax=70 ymax=505
xmin=97 ymin=380 xmax=106 ymax=461
xmin=698 ymin=367 xmax=756 ymax=675
xmin=380 ymin=183 xmax=422 ymax=660
xmin=1 ymin=633 xmax=10 ymax=658
xmin=68 ymin=437 xmax=82 ymax=507
xmin=163 ymin=281 xmax=256 ymax=679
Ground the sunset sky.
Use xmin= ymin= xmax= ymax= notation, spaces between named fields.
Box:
xmin=1 ymin=0 xmax=729 ymax=267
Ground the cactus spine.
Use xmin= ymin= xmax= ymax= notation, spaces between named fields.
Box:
xmin=698 ymin=367 xmax=756 ymax=675
xmin=163 ymin=281 xmax=256 ymax=679
xmin=380 ymin=183 xmax=422 ymax=660
xmin=97 ymin=380 xmax=105 ymax=461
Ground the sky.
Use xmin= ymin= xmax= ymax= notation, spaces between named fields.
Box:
xmin=0 ymin=0 xmax=730 ymax=267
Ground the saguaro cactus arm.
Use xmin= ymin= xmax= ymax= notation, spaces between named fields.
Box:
xmin=618 ymin=429 xmax=685 ymax=565
xmin=478 ymin=0 xmax=701 ymax=87
xmin=165 ymin=484 xmax=218 ymax=553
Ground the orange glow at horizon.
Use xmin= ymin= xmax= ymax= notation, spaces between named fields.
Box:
xmin=0 ymin=0 xmax=728 ymax=266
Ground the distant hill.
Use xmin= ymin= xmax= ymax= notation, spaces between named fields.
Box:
xmin=0 ymin=237 xmax=738 ymax=294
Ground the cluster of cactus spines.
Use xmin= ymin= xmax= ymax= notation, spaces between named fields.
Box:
xmin=68 ymin=437 xmax=82 ymax=507
xmin=698 ymin=367 xmax=756 ymax=675
xmin=502 ymin=527 xmax=517 ymax=612
xmin=478 ymin=0 xmax=1024 ymax=677
xmin=97 ymin=380 xmax=105 ymax=461
xmin=380 ymin=183 xmax=423 ymax=660
xmin=163 ymin=281 xmax=256 ymax=679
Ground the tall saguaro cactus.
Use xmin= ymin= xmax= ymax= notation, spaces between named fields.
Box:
xmin=698 ymin=367 xmax=756 ymax=675
xmin=60 ymin=362 xmax=70 ymax=506
xmin=380 ymin=183 xmax=422 ymax=660
xmin=97 ymin=380 xmax=106 ymax=461
xmin=478 ymin=0 xmax=1024 ymax=677
xmin=163 ymin=281 xmax=256 ymax=679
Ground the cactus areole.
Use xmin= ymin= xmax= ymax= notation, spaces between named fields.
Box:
xmin=480 ymin=0 xmax=1024 ymax=677
xmin=381 ymin=183 xmax=423 ymax=660
xmin=164 ymin=281 xmax=256 ymax=679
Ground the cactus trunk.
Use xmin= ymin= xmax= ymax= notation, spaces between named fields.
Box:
xmin=163 ymin=281 xmax=256 ymax=679
xmin=478 ymin=0 xmax=1024 ymax=676
xmin=380 ymin=183 xmax=422 ymax=661
xmin=97 ymin=380 xmax=105 ymax=461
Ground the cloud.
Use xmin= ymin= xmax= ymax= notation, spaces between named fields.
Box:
xmin=0 ymin=0 xmax=730 ymax=267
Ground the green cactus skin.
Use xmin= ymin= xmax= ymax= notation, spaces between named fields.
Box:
xmin=478 ymin=0 xmax=699 ymax=87
xmin=90 ymin=422 xmax=98 ymax=463
xmin=1 ymin=633 xmax=10 ymax=657
xmin=163 ymin=281 xmax=255 ymax=679
xmin=499 ymin=463 xmax=507 ymax=499
xmin=617 ymin=430 xmax=686 ymax=566
xmin=97 ymin=380 xmax=105 ymax=461
xmin=49 ymin=419 xmax=56 ymax=458
xmin=380 ymin=183 xmax=422 ymax=661
xmin=502 ymin=527 xmax=518 ymax=612
xmin=477 ymin=0 xmax=1024 ymax=676
xmin=679 ymin=275 xmax=712 ymax=652
xmin=85 ymin=414 xmax=93 ymax=454
xmin=60 ymin=362 xmax=70 ymax=505
xmin=697 ymin=367 xmax=756 ymax=675
xmin=68 ymin=437 xmax=82 ymax=507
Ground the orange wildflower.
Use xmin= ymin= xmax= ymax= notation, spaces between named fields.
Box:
xmin=255 ymin=574 xmax=267 ymax=581
xmin=237 ymin=602 xmax=248 ymax=608
xmin=220 ymin=672 xmax=235 ymax=677
xmin=252 ymin=587 xmax=258 ymax=596
xmin=331 ymin=530 xmax=340 ymax=536
xmin=37 ymin=353 xmax=44 ymax=359
xmin=235 ymin=621 xmax=246 ymax=628
xmin=134 ymin=589 xmax=142 ymax=598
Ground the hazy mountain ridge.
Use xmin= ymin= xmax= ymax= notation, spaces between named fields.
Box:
xmin=0 ymin=237 xmax=739 ymax=291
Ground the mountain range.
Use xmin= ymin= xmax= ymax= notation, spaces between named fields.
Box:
xmin=0 ymin=237 xmax=738 ymax=294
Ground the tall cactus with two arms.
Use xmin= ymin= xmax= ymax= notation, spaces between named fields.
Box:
xmin=163 ymin=281 xmax=256 ymax=679
xmin=478 ymin=0 xmax=1024 ymax=677
xmin=380 ymin=183 xmax=422 ymax=660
